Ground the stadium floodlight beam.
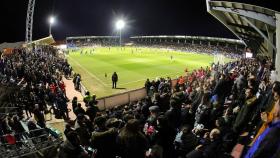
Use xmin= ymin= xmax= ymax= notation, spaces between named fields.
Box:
xmin=48 ymin=16 xmax=55 ymax=36
xmin=116 ymin=20 xmax=125 ymax=46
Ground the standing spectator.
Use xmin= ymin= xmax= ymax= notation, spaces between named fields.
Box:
xmin=59 ymin=80 xmax=66 ymax=96
xmin=152 ymin=115 xmax=176 ymax=158
xmin=117 ymin=119 xmax=148 ymax=158
xmin=72 ymin=96 xmax=78 ymax=111
xmin=75 ymin=74 xmax=81 ymax=91
xmin=59 ymin=131 xmax=89 ymax=158
xmin=33 ymin=104 xmax=46 ymax=128
xmin=86 ymin=101 xmax=100 ymax=122
xmin=91 ymin=116 xmax=118 ymax=158
xmin=74 ymin=103 xmax=86 ymax=116
xmin=245 ymin=98 xmax=280 ymax=158
xmin=112 ymin=72 xmax=118 ymax=89
xmin=145 ymin=79 xmax=151 ymax=94
xmin=194 ymin=92 xmax=212 ymax=129
xmin=74 ymin=114 xmax=91 ymax=146
xmin=56 ymin=93 xmax=69 ymax=120
xmin=233 ymin=88 xmax=257 ymax=134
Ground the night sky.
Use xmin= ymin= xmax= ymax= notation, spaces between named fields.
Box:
xmin=1 ymin=0 xmax=278 ymax=43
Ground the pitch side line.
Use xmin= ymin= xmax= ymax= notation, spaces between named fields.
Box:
xmin=68 ymin=56 xmax=107 ymax=87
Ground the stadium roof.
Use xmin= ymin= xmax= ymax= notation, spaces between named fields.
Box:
xmin=66 ymin=36 xmax=119 ymax=40
xmin=206 ymin=0 xmax=279 ymax=56
xmin=0 ymin=42 xmax=24 ymax=51
xmin=24 ymin=35 xmax=55 ymax=47
xmin=131 ymin=35 xmax=244 ymax=45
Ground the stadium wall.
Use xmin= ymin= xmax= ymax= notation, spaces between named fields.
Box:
xmin=96 ymin=88 xmax=146 ymax=110
xmin=79 ymin=79 xmax=178 ymax=110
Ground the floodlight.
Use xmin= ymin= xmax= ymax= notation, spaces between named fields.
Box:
xmin=116 ymin=20 xmax=125 ymax=30
xmin=49 ymin=16 xmax=55 ymax=25
xmin=115 ymin=19 xmax=125 ymax=46
xmin=48 ymin=16 xmax=56 ymax=35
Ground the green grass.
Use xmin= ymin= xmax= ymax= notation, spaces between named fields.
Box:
xmin=67 ymin=47 xmax=225 ymax=98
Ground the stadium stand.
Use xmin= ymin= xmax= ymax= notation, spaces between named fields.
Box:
xmin=66 ymin=36 xmax=119 ymax=48
xmin=1 ymin=1 xmax=280 ymax=157
xmin=131 ymin=35 xmax=245 ymax=57
xmin=1 ymin=41 xmax=280 ymax=158
xmin=0 ymin=45 xmax=67 ymax=157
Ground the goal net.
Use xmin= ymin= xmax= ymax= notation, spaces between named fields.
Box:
xmin=214 ymin=53 xmax=225 ymax=65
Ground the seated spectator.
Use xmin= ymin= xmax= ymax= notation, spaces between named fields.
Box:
xmin=186 ymin=128 xmax=222 ymax=158
xmin=174 ymin=125 xmax=199 ymax=157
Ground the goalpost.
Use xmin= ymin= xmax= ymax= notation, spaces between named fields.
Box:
xmin=213 ymin=53 xmax=225 ymax=65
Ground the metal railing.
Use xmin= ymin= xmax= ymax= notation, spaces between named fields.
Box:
xmin=0 ymin=128 xmax=62 ymax=157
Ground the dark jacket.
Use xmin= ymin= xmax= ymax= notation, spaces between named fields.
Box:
xmin=165 ymin=107 xmax=181 ymax=128
xmin=86 ymin=105 xmax=99 ymax=121
xmin=117 ymin=131 xmax=148 ymax=158
xmin=180 ymin=132 xmax=199 ymax=153
xmin=245 ymin=120 xmax=280 ymax=158
xmin=112 ymin=73 xmax=118 ymax=82
xmin=152 ymin=126 xmax=176 ymax=158
xmin=74 ymin=121 xmax=91 ymax=146
xmin=195 ymin=104 xmax=211 ymax=128
xmin=233 ymin=96 xmax=257 ymax=133
xmin=91 ymin=128 xmax=118 ymax=158
xmin=59 ymin=140 xmax=85 ymax=158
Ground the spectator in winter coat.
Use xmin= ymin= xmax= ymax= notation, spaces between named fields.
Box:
xmin=117 ymin=119 xmax=148 ymax=158
xmin=233 ymin=88 xmax=257 ymax=134
xmin=59 ymin=131 xmax=88 ymax=158
xmin=91 ymin=116 xmax=118 ymax=158
xmin=245 ymin=96 xmax=280 ymax=158
xmin=194 ymin=92 xmax=212 ymax=129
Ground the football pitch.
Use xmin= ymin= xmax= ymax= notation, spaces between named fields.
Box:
xmin=67 ymin=47 xmax=222 ymax=98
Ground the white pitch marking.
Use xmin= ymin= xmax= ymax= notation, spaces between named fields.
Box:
xmin=68 ymin=56 xmax=107 ymax=87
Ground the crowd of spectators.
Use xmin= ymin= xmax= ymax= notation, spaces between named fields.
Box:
xmin=67 ymin=39 xmax=119 ymax=48
xmin=67 ymin=37 xmax=244 ymax=59
xmin=0 ymin=45 xmax=71 ymax=157
xmin=1 ymin=42 xmax=280 ymax=158
xmin=133 ymin=41 xmax=244 ymax=59
xmin=61 ymin=56 xmax=280 ymax=158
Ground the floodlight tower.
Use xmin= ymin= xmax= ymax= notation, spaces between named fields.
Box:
xmin=49 ymin=16 xmax=55 ymax=35
xmin=116 ymin=20 xmax=125 ymax=46
xmin=25 ymin=0 xmax=36 ymax=43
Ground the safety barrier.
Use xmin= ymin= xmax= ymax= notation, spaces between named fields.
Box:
xmin=80 ymin=79 xmax=178 ymax=110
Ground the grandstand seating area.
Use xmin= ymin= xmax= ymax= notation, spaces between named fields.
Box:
xmin=67 ymin=36 xmax=244 ymax=59
xmin=1 ymin=41 xmax=280 ymax=158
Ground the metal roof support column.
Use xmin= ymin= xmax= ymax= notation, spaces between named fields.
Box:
xmin=25 ymin=0 xmax=36 ymax=43
xmin=275 ymin=13 xmax=280 ymax=81
xmin=267 ymin=31 xmax=274 ymax=58
xmin=242 ymin=16 xmax=276 ymax=51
